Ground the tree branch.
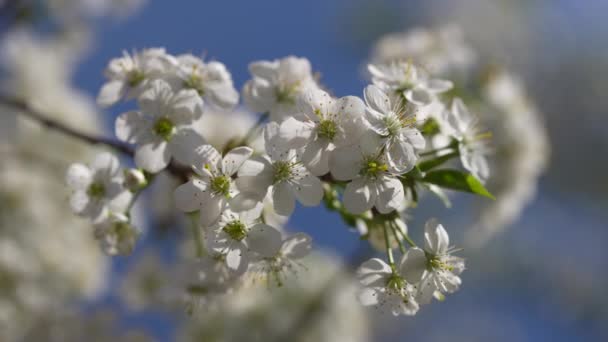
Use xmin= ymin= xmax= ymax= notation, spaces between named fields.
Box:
xmin=0 ymin=94 xmax=190 ymax=181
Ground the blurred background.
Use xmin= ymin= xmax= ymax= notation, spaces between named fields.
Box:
xmin=1 ymin=0 xmax=607 ymax=341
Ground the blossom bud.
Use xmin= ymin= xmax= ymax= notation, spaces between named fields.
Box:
xmin=124 ymin=168 xmax=147 ymax=192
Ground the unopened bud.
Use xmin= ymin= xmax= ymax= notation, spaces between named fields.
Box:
xmin=124 ymin=168 xmax=147 ymax=191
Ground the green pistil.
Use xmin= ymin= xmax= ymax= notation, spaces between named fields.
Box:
xmin=127 ymin=70 xmax=145 ymax=87
xmin=386 ymin=273 xmax=406 ymax=293
xmin=275 ymin=82 xmax=300 ymax=104
xmin=427 ymin=255 xmax=454 ymax=271
xmin=317 ymin=119 xmax=337 ymax=140
xmin=153 ymin=117 xmax=175 ymax=141
xmin=222 ymin=221 xmax=247 ymax=241
xmin=183 ymin=73 xmax=205 ymax=96
xmin=87 ymin=182 xmax=106 ymax=198
xmin=210 ymin=175 xmax=231 ymax=197
xmin=361 ymin=159 xmax=388 ymax=178
xmin=273 ymin=161 xmax=293 ymax=183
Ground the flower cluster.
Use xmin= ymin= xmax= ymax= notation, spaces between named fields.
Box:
xmin=63 ymin=46 xmax=497 ymax=316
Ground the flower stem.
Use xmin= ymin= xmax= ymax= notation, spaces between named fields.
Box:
xmin=390 ymin=222 xmax=407 ymax=254
xmin=189 ymin=212 xmax=204 ymax=258
xmin=0 ymin=94 xmax=190 ymax=181
xmin=383 ymin=224 xmax=395 ymax=267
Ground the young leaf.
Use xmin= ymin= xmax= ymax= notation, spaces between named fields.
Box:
xmin=422 ymin=169 xmax=495 ymax=200
xmin=418 ymin=151 xmax=459 ymax=172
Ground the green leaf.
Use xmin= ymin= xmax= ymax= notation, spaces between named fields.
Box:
xmin=418 ymin=151 xmax=459 ymax=172
xmin=422 ymin=169 xmax=495 ymax=200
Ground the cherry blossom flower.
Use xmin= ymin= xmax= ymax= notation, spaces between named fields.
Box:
xmin=115 ymin=79 xmax=205 ymax=173
xmin=356 ymin=258 xmax=419 ymax=316
xmin=243 ymin=56 xmax=319 ymax=121
xmin=66 ymin=152 xmax=132 ymax=223
xmin=277 ymin=88 xmax=366 ymax=175
xmin=174 ymin=144 xmax=253 ymax=226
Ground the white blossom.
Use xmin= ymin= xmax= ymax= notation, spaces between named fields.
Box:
xmin=97 ymin=48 xmax=174 ymax=107
xmin=363 ymin=84 xmax=426 ymax=173
xmin=356 ymin=258 xmax=419 ymax=316
xmin=235 ymin=122 xmax=323 ymax=216
xmin=171 ymin=54 xmax=239 ymax=110
xmin=440 ymin=98 xmax=491 ymax=182
xmin=277 ymin=88 xmax=366 ymax=175
xmin=66 ymin=152 xmax=132 ymax=223
xmin=370 ymin=25 xmax=477 ymax=76
xmin=206 ymin=208 xmax=282 ymax=274
xmin=174 ymin=144 xmax=253 ymax=226
xmin=93 ymin=212 xmax=140 ymax=255
xmin=115 ymin=79 xmax=205 ymax=173
xmin=243 ymin=56 xmax=319 ymax=121
xmin=330 ymin=132 xmax=405 ymax=214
xmin=401 ymin=219 xmax=465 ymax=304
xmin=249 ymin=232 xmax=312 ymax=287
xmin=368 ymin=62 xmax=452 ymax=107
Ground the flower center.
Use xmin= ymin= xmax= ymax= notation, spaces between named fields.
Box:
xmin=153 ymin=117 xmax=175 ymax=141
xmin=273 ymin=161 xmax=293 ymax=183
xmin=222 ymin=220 xmax=247 ymax=241
xmin=361 ymin=158 xmax=388 ymax=178
xmin=317 ymin=119 xmax=337 ymax=140
xmin=275 ymin=81 xmax=300 ymax=104
xmin=87 ymin=182 xmax=106 ymax=198
xmin=427 ymin=255 xmax=454 ymax=272
xmin=127 ymin=70 xmax=145 ymax=87
xmin=210 ymin=175 xmax=231 ymax=197
xmin=183 ymin=73 xmax=205 ymax=96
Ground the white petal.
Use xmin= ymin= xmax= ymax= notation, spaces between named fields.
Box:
xmin=134 ymin=141 xmax=170 ymax=173
xmin=292 ymin=173 xmax=323 ymax=207
xmin=69 ymin=191 xmax=90 ymax=214
xmin=97 ymin=80 xmax=125 ymax=107
xmin=424 ymin=218 xmax=449 ymax=255
xmin=278 ymin=117 xmax=314 ymax=149
xmin=174 ymin=179 xmax=208 ymax=212
xmin=364 ymin=84 xmax=391 ymax=114
xmin=66 ymin=164 xmax=92 ymax=190
xmin=425 ymin=79 xmax=453 ymax=93
xmin=375 ymin=176 xmax=404 ymax=214
xmin=329 ymin=144 xmax=361 ymax=181
xmin=356 ymin=258 xmax=391 ymax=286
xmin=272 ymin=183 xmax=295 ymax=216
xmin=247 ymin=224 xmax=282 ymax=258
xmin=170 ymin=89 xmax=205 ymax=123
xmin=222 ymin=146 xmax=253 ymax=176
xmin=387 ymin=139 xmax=417 ymax=174
xmin=343 ymin=178 xmax=376 ymax=214
xmin=192 ymin=144 xmax=222 ymax=173
xmin=226 ymin=243 xmax=249 ymax=273
xmin=199 ymin=195 xmax=225 ymax=227
xmin=169 ymin=128 xmax=206 ymax=166
xmin=115 ymin=110 xmax=149 ymax=144
xmin=301 ymin=140 xmax=330 ymax=176
xmin=249 ymin=60 xmax=279 ymax=79
xmin=405 ymin=87 xmax=433 ymax=106
xmin=399 ymin=247 xmax=427 ymax=284
xmin=281 ymin=233 xmax=312 ymax=259
xmin=108 ymin=189 xmax=133 ymax=213
xmin=358 ymin=287 xmax=380 ymax=307
xmin=91 ymin=152 xmax=120 ymax=178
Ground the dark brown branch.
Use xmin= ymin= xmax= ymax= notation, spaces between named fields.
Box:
xmin=0 ymin=94 xmax=190 ymax=181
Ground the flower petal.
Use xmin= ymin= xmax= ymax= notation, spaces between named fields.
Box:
xmin=97 ymin=80 xmax=125 ymax=107
xmin=329 ymin=144 xmax=361 ymax=181
xmin=272 ymin=183 xmax=295 ymax=216
xmin=66 ymin=163 xmax=92 ymax=190
xmin=281 ymin=233 xmax=312 ymax=259
xmin=222 ymin=146 xmax=253 ymax=176
xmin=174 ymin=179 xmax=209 ymax=212
xmin=399 ymin=247 xmax=427 ymax=284
xmin=343 ymin=178 xmax=376 ymax=214
xmin=364 ymin=84 xmax=391 ymax=114
xmin=247 ymin=224 xmax=282 ymax=258
xmin=169 ymin=128 xmax=206 ymax=166
xmin=292 ymin=173 xmax=323 ymax=207
xmin=424 ymin=218 xmax=450 ymax=255
xmin=135 ymin=141 xmax=170 ymax=173
xmin=375 ymin=176 xmax=404 ymax=214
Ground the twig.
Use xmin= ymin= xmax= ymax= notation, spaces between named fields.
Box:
xmin=0 ymin=94 xmax=190 ymax=181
